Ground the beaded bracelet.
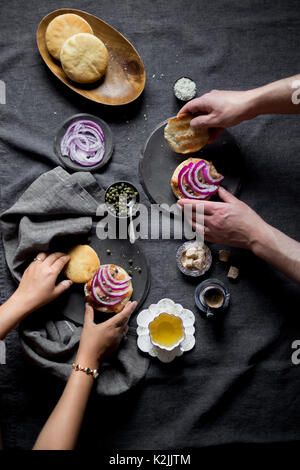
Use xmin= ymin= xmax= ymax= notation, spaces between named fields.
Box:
xmin=72 ymin=363 xmax=99 ymax=379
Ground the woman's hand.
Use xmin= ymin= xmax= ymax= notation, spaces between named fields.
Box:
xmin=178 ymin=89 xmax=256 ymax=142
xmin=14 ymin=252 xmax=72 ymax=314
xmin=0 ymin=252 xmax=72 ymax=340
xmin=177 ymin=187 xmax=271 ymax=250
xmin=76 ymin=301 xmax=137 ymax=369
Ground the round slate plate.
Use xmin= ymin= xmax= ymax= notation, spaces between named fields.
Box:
xmin=51 ymin=228 xmax=150 ymax=325
xmin=139 ymin=120 xmax=243 ymax=207
xmin=54 ymin=113 xmax=114 ymax=172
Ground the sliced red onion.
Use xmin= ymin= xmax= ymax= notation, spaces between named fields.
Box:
xmin=202 ymin=164 xmax=224 ymax=184
xmin=178 ymin=163 xmax=220 ymax=200
xmin=105 ymin=265 xmax=131 ymax=285
xmin=189 ymin=164 xmax=218 ymax=195
xmin=97 ymin=267 xmax=130 ymax=297
xmin=178 ymin=164 xmax=210 ymax=200
xmin=186 ymin=164 xmax=209 ymax=194
xmin=101 ymin=265 xmax=130 ymax=292
xmin=60 ymin=119 xmax=105 ymax=167
xmin=74 ymin=120 xmax=105 ymax=140
xmin=191 ymin=161 xmax=213 ymax=191
xmin=90 ymin=275 xmax=123 ymax=306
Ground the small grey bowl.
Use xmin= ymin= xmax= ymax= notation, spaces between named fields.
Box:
xmin=176 ymin=241 xmax=212 ymax=277
xmin=173 ymin=76 xmax=197 ymax=102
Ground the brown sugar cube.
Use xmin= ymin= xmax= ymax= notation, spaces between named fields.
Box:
xmin=227 ymin=266 xmax=239 ymax=280
xmin=219 ymin=249 xmax=230 ymax=262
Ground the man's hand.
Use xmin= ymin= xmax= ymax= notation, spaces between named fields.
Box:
xmin=76 ymin=301 xmax=137 ymax=369
xmin=178 ymin=90 xmax=255 ymax=143
xmin=177 ymin=187 xmax=271 ymax=250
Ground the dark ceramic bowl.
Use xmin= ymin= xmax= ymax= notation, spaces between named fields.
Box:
xmin=173 ymin=76 xmax=197 ymax=102
xmin=54 ymin=113 xmax=114 ymax=172
xmin=104 ymin=180 xmax=140 ymax=219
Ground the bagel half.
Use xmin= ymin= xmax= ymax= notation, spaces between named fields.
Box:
xmin=64 ymin=245 xmax=100 ymax=283
xmin=45 ymin=13 xmax=94 ymax=61
xmin=60 ymin=33 xmax=108 ymax=84
xmin=164 ymin=114 xmax=210 ymax=154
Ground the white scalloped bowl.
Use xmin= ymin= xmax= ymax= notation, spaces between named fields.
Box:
xmin=148 ymin=312 xmax=185 ymax=351
xmin=136 ymin=298 xmax=196 ymax=363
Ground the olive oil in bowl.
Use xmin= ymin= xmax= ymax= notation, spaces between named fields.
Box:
xmin=149 ymin=313 xmax=184 ymax=351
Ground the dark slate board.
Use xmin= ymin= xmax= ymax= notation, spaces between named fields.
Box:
xmin=50 ymin=226 xmax=150 ymax=325
xmin=139 ymin=120 xmax=243 ymax=207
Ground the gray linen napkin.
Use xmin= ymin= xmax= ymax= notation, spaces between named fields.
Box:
xmin=0 ymin=166 xmax=104 ymax=282
xmin=19 ymin=318 xmax=148 ymax=396
xmin=1 ymin=166 xmax=149 ymax=395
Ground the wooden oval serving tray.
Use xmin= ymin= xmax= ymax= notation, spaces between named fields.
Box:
xmin=36 ymin=8 xmax=146 ymax=105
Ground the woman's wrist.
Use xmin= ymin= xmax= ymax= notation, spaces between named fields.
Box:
xmin=10 ymin=289 xmax=40 ymax=318
xmin=4 ymin=291 xmax=34 ymax=321
xmin=75 ymin=352 xmax=101 ymax=371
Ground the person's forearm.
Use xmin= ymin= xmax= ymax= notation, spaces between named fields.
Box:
xmin=252 ymin=224 xmax=300 ymax=284
xmin=33 ymin=369 xmax=94 ymax=450
xmin=246 ymin=75 xmax=300 ymax=119
xmin=0 ymin=291 xmax=32 ymax=340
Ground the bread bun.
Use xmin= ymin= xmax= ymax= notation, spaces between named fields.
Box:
xmin=84 ymin=264 xmax=133 ymax=314
xmin=164 ymin=114 xmax=209 ymax=154
xmin=171 ymin=157 xmax=222 ymax=200
xmin=45 ymin=13 xmax=93 ymax=61
xmin=64 ymin=245 xmax=100 ymax=283
xmin=60 ymin=33 xmax=108 ymax=84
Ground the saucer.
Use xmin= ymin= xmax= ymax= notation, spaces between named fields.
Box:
xmin=136 ymin=298 xmax=195 ymax=363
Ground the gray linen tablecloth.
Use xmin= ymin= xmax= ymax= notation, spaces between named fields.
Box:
xmin=1 ymin=0 xmax=300 ymax=451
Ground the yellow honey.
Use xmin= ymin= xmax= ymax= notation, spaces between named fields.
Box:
xmin=149 ymin=313 xmax=184 ymax=348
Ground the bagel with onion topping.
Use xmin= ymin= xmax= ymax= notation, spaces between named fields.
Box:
xmin=171 ymin=157 xmax=223 ymax=200
xmin=85 ymin=264 xmax=133 ymax=314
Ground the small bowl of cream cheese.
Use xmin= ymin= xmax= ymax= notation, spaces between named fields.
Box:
xmin=173 ymin=77 xmax=197 ymax=102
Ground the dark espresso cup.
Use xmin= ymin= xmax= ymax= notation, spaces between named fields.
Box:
xmin=199 ymin=285 xmax=225 ymax=317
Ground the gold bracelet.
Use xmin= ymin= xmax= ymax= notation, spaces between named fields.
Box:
xmin=72 ymin=363 xmax=99 ymax=379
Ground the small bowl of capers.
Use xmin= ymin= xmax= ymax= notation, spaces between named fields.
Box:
xmin=105 ymin=181 xmax=140 ymax=218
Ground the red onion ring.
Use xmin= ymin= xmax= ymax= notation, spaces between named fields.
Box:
xmin=202 ymin=164 xmax=224 ymax=184
xmin=101 ymin=265 xmax=130 ymax=292
xmin=188 ymin=164 xmax=218 ymax=195
xmin=90 ymin=275 xmax=122 ymax=306
xmin=97 ymin=267 xmax=130 ymax=297
xmin=178 ymin=165 xmax=209 ymax=199
xmin=105 ymin=265 xmax=131 ymax=285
